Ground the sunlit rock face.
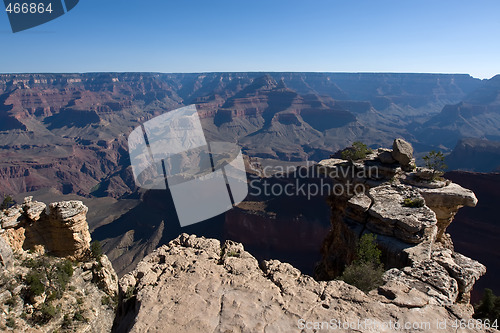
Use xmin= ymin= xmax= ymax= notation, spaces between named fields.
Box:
xmin=113 ymin=234 xmax=492 ymax=333
xmin=1 ymin=196 xmax=91 ymax=259
xmin=315 ymin=139 xmax=483 ymax=305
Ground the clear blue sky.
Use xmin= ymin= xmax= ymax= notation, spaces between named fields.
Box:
xmin=1 ymin=0 xmax=499 ymax=79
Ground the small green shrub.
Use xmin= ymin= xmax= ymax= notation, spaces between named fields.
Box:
xmin=62 ymin=314 xmax=72 ymax=328
xmin=101 ymin=295 xmax=111 ymax=306
xmin=474 ymin=288 xmax=500 ymax=322
xmin=73 ymin=310 xmax=86 ymax=322
xmin=54 ymin=260 xmax=73 ymax=291
xmin=24 ymin=257 xmax=75 ymax=305
xmin=402 ymin=197 xmax=425 ymax=208
xmin=101 ymin=295 xmax=118 ymax=308
xmin=46 ymin=291 xmax=59 ymax=302
xmin=340 ymin=261 xmax=385 ymax=293
xmin=38 ymin=303 xmax=57 ymax=323
xmin=422 ymin=150 xmax=447 ymax=180
xmin=227 ymin=250 xmax=240 ymax=258
xmin=356 ymin=233 xmax=382 ymax=266
xmin=26 ymin=271 xmax=45 ymax=297
xmin=1 ymin=195 xmax=15 ymax=210
xmin=4 ymin=296 xmax=17 ymax=307
xmin=5 ymin=317 xmax=16 ymax=328
xmin=341 ymin=141 xmax=372 ymax=161
xmin=90 ymin=241 xmax=103 ymax=260
xmin=340 ymin=233 xmax=384 ymax=293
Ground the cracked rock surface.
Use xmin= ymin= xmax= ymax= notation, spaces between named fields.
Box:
xmin=113 ymin=234 xmax=495 ymax=333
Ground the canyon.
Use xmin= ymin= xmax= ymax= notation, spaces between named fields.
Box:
xmin=1 ymin=138 xmax=498 ymax=331
xmin=1 ymin=72 xmax=495 ymax=197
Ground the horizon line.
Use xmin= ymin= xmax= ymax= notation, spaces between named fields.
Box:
xmin=0 ymin=71 xmax=496 ymax=80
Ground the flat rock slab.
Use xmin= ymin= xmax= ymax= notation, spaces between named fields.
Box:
xmin=367 ymin=185 xmax=437 ymax=243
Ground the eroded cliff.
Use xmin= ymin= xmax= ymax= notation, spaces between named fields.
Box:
xmin=315 ymin=139 xmax=485 ymax=306
xmin=0 ymin=198 xmax=118 ymax=332
xmin=113 ymin=234 xmax=494 ymax=333
xmin=111 ymin=139 xmax=494 ymax=332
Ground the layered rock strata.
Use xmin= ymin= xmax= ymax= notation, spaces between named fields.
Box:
xmin=0 ymin=196 xmax=91 ymax=259
xmin=0 ymin=198 xmax=118 ymax=332
xmin=315 ymin=139 xmax=484 ymax=305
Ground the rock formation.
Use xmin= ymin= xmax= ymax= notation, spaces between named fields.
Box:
xmin=315 ymin=139 xmax=485 ymax=306
xmin=1 ymin=140 xmax=494 ymax=332
xmin=1 ymin=196 xmax=91 ymax=259
xmin=392 ymin=138 xmax=414 ymax=169
xmin=0 ymin=198 xmax=118 ymax=332
xmin=113 ymin=234 xmax=496 ymax=333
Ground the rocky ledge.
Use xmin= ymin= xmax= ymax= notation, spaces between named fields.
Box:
xmin=0 ymin=198 xmax=118 ymax=332
xmin=315 ymin=139 xmax=486 ymax=306
xmin=114 ymin=234 xmax=496 ymax=333
xmin=1 ymin=197 xmax=91 ymax=259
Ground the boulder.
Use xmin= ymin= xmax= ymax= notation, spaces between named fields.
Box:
xmin=22 ymin=196 xmax=46 ymax=221
xmin=43 ymin=201 xmax=91 ymax=258
xmin=345 ymin=193 xmax=372 ymax=223
xmin=90 ymin=255 xmax=119 ymax=296
xmin=0 ymin=205 xmax=23 ymax=229
xmin=377 ymin=148 xmax=396 ymax=164
xmin=392 ymin=138 xmax=413 ymax=167
xmin=22 ymin=200 xmax=91 ymax=259
xmin=0 ymin=197 xmax=47 ymax=230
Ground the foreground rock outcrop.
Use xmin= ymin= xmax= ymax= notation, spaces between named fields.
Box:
xmin=315 ymin=139 xmax=485 ymax=305
xmin=0 ymin=198 xmax=118 ymax=332
xmin=114 ymin=234 xmax=495 ymax=333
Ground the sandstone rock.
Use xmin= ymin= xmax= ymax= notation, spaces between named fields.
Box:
xmin=92 ymin=255 xmax=119 ymax=296
xmin=345 ymin=193 xmax=372 ymax=223
xmin=0 ymin=205 xmax=23 ymax=229
xmin=415 ymin=167 xmax=438 ymax=181
xmin=433 ymin=249 xmax=486 ymax=293
xmin=0 ymin=235 xmax=13 ymax=268
xmin=392 ymin=138 xmax=413 ymax=167
xmin=114 ymin=234 xmax=494 ymax=333
xmin=367 ymin=185 xmax=436 ymax=243
xmin=0 ymin=197 xmax=118 ymax=332
xmin=0 ymin=290 xmax=11 ymax=304
xmin=22 ymin=196 xmax=46 ymax=221
xmin=403 ymin=173 xmax=450 ymax=188
xmin=419 ymin=183 xmax=477 ymax=207
xmin=383 ymin=268 xmax=455 ymax=306
xmin=2 ymin=227 xmax=26 ymax=252
xmin=402 ymin=260 xmax=459 ymax=303
xmin=316 ymin=141 xmax=485 ymax=311
xmin=0 ymin=197 xmax=46 ymax=230
xmin=28 ymin=200 xmax=91 ymax=258
xmin=376 ymin=280 xmax=429 ymax=308
xmin=0 ymin=250 xmax=118 ymax=332
xmin=377 ymin=148 xmax=396 ymax=164
xmin=1 ymin=198 xmax=91 ymax=259
xmin=419 ymin=183 xmax=478 ymax=241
